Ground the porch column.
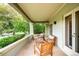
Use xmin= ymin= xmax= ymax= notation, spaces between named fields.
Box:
xmin=45 ymin=24 xmax=50 ymax=35
xmin=29 ymin=22 xmax=33 ymax=34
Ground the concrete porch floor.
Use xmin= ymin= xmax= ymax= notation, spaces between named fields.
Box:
xmin=16 ymin=40 xmax=67 ymax=56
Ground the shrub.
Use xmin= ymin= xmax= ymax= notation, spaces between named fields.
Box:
xmin=0 ymin=34 xmax=25 ymax=48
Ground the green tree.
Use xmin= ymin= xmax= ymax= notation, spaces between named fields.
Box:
xmin=33 ymin=23 xmax=45 ymax=34
xmin=0 ymin=4 xmax=29 ymax=35
xmin=12 ymin=14 xmax=29 ymax=33
xmin=0 ymin=4 xmax=13 ymax=34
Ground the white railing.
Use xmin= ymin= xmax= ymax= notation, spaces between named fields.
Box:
xmin=0 ymin=34 xmax=32 ymax=56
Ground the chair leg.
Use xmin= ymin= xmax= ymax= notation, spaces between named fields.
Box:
xmin=51 ymin=52 xmax=53 ymax=56
xmin=34 ymin=49 xmax=36 ymax=55
xmin=40 ymin=51 xmax=42 ymax=56
xmin=51 ymin=48 xmax=53 ymax=56
xmin=34 ymin=44 xmax=36 ymax=55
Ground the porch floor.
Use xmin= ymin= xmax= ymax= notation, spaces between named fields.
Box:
xmin=16 ymin=40 xmax=67 ymax=56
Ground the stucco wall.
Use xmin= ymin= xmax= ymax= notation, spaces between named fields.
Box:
xmin=49 ymin=3 xmax=79 ymax=55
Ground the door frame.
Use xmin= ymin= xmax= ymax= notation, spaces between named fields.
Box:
xmin=63 ymin=7 xmax=79 ymax=55
xmin=63 ymin=10 xmax=74 ymax=50
xmin=73 ymin=7 xmax=79 ymax=53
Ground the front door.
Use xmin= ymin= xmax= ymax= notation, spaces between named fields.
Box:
xmin=75 ymin=10 xmax=79 ymax=53
xmin=65 ymin=14 xmax=72 ymax=49
xmin=65 ymin=7 xmax=79 ymax=54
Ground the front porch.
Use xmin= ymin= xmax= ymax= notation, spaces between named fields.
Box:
xmin=0 ymin=3 xmax=79 ymax=56
xmin=16 ymin=40 xmax=66 ymax=56
xmin=11 ymin=3 xmax=79 ymax=56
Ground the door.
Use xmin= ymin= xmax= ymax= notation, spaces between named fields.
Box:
xmin=64 ymin=11 xmax=77 ymax=54
xmin=65 ymin=14 xmax=72 ymax=49
xmin=75 ymin=10 xmax=79 ymax=53
xmin=64 ymin=7 xmax=79 ymax=54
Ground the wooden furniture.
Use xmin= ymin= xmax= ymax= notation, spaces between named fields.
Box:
xmin=48 ymin=35 xmax=57 ymax=46
xmin=34 ymin=39 xmax=53 ymax=56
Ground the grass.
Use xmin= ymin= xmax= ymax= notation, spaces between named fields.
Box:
xmin=0 ymin=34 xmax=25 ymax=49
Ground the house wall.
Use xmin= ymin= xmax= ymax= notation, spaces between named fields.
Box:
xmin=49 ymin=3 xmax=79 ymax=55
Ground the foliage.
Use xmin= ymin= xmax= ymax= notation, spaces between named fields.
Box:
xmin=12 ymin=17 xmax=29 ymax=33
xmin=33 ymin=23 xmax=45 ymax=34
xmin=0 ymin=4 xmax=29 ymax=49
xmin=0 ymin=4 xmax=29 ymax=34
xmin=0 ymin=34 xmax=25 ymax=48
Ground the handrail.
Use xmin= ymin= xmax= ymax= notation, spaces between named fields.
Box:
xmin=0 ymin=34 xmax=32 ymax=56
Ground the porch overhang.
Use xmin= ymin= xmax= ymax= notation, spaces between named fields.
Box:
xmin=9 ymin=3 xmax=65 ymax=23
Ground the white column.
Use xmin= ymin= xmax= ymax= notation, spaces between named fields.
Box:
xmin=29 ymin=22 xmax=33 ymax=35
xmin=45 ymin=24 xmax=49 ymax=35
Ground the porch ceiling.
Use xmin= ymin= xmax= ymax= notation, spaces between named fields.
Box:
xmin=10 ymin=3 xmax=65 ymax=23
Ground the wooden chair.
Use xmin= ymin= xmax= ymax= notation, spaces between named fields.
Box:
xmin=34 ymin=40 xmax=53 ymax=56
xmin=48 ymin=35 xmax=57 ymax=46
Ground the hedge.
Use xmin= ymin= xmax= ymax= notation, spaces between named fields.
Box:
xmin=0 ymin=34 xmax=25 ymax=48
